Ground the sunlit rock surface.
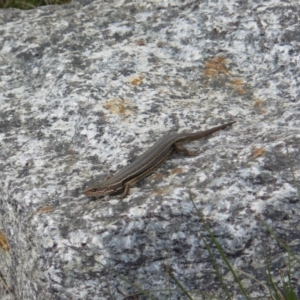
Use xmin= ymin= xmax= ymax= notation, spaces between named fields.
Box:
xmin=0 ymin=0 xmax=299 ymax=299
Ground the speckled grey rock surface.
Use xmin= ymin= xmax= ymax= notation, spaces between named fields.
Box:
xmin=0 ymin=0 xmax=300 ymax=299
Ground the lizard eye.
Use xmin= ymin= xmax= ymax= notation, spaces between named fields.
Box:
xmin=83 ymin=187 xmax=100 ymax=196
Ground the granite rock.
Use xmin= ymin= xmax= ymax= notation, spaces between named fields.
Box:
xmin=0 ymin=0 xmax=300 ymax=299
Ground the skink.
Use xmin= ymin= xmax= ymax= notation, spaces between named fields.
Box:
xmin=83 ymin=121 xmax=236 ymax=198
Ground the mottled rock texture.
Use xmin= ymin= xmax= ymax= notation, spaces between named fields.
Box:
xmin=0 ymin=0 xmax=299 ymax=299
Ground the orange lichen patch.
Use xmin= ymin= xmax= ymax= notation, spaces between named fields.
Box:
xmin=135 ymin=39 xmax=146 ymax=46
xmin=151 ymin=173 xmax=164 ymax=180
xmin=254 ymin=99 xmax=265 ymax=108
xmin=204 ymin=56 xmax=229 ymax=78
xmin=153 ymin=187 xmax=169 ymax=195
xmin=35 ymin=206 xmax=53 ymax=215
xmin=104 ymin=98 xmax=135 ymax=115
xmin=230 ymin=79 xmax=245 ymax=94
xmin=127 ymin=74 xmax=144 ymax=86
xmin=170 ymin=167 xmax=184 ymax=175
xmin=259 ymin=109 xmax=267 ymax=114
xmin=0 ymin=231 xmax=9 ymax=252
xmin=254 ymin=99 xmax=267 ymax=114
xmin=251 ymin=147 xmax=265 ymax=158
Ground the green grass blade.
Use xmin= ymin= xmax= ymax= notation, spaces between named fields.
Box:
xmin=163 ymin=264 xmax=193 ymax=300
xmin=189 ymin=194 xmax=250 ymax=300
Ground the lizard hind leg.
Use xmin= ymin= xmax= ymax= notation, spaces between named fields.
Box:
xmin=121 ymin=183 xmax=131 ymax=199
xmin=174 ymin=144 xmax=199 ymax=156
